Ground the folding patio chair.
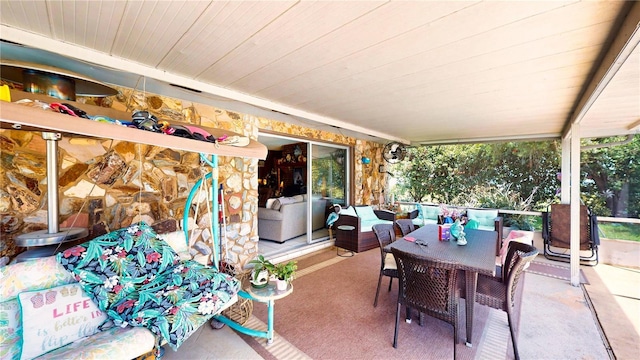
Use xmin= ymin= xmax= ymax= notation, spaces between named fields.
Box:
xmin=542 ymin=204 xmax=599 ymax=266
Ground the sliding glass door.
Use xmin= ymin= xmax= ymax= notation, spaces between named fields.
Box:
xmin=257 ymin=133 xmax=349 ymax=248
xmin=309 ymin=143 xmax=348 ymax=242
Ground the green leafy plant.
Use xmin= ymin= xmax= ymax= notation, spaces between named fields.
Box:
xmin=248 ymin=255 xmax=274 ymax=281
xmin=272 ymin=260 xmax=298 ymax=283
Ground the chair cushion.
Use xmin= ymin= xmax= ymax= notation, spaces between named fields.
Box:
xmin=500 ymin=230 xmax=534 ymax=264
xmin=355 ymin=206 xmax=378 ymax=221
xmin=383 ymin=253 xmax=397 ymax=270
xmin=422 ymin=205 xmax=441 ymax=220
xmin=361 ymin=219 xmax=393 ymax=232
xmin=466 ymin=209 xmax=498 ymax=228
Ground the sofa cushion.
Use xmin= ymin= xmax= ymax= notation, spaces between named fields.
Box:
xmin=271 ymin=196 xmax=302 ymax=210
xmin=18 ymin=283 xmax=109 ymax=360
xmin=57 ymin=222 xmax=240 ymax=350
xmin=0 ymin=257 xmax=75 ymax=302
xmin=0 ymin=299 xmax=20 ymax=360
xmin=0 ymin=257 xmax=78 ymax=360
xmin=466 ymin=208 xmax=498 ymax=228
xmin=37 ymin=326 xmax=155 ymax=360
xmin=355 ymin=206 xmax=378 ymax=221
xmin=56 ymin=222 xmax=180 ymax=311
xmin=265 ymin=198 xmax=277 ymax=209
xmin=258 ymin=207 xmax=284 ymax=221
xmin=500 ymin=230 xmax=534 ymax=264
xmin=108 ymin=259 xmax=239 ymax=349
xmin=361 ymin=219 xmax=393 ymax=232
xmin=422 ymin=205 xmax=441 ymax=220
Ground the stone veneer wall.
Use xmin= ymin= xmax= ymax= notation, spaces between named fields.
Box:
xmin=0 ymin=87 xmax=387 ymax=268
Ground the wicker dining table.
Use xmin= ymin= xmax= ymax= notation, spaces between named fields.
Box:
xmin=385 ymin=223 xmax=498 ymax=347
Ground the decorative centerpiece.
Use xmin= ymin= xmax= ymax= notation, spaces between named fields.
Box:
xmin=438 ymin=204 xmax=461 ymax=224
xmin=450 ymin=219 xmax=467 ymax=246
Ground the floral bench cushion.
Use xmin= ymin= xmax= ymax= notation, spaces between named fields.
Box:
xmin=56 ymin=222 xmax=240 ymax=350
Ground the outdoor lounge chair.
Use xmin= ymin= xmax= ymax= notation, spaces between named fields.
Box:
xmin=542 ymin=204 xmax=599 ymax=266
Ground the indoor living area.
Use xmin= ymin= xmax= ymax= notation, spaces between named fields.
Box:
xmin=256 ymin=134 xmax=349 ymax=261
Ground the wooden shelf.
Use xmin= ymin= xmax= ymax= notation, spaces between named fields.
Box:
xmin=0 ymin=90 xmax=267 ymax=159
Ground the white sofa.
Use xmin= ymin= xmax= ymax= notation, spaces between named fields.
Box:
xmin=258 ymin=195 xmax=327 ymax=242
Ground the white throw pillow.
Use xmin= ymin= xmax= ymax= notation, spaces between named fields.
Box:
xmin=265 ymin=198 xmax=276 ymax=209
xmin=339 ymin=206 xmax=358 ymax=217
xmin=18 ymin=283 xmax=109 ymax=360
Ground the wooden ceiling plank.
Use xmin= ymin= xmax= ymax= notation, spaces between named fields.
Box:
xmin=254 ymin=1 xmax=609 ymax=100
xmin=199 ymin=1 xmax=385 ymax=86
xmin=0 ymin=0 xmax=52 ymax=37
xmin=110 ymin=1 xmax=209 ymax=65
xmin=227 ymin=1 xmax=476 ymax=92
xmin=291 ymin=19 xmax=616 ymax=116
xmin=161 ymin=1 xmax=297 ymax=77
xmin=260 ymin=1 xmax=616 ymax=109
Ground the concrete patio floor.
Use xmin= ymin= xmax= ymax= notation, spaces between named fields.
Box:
xmin=162 ymin=250 xmax=640 ymax=359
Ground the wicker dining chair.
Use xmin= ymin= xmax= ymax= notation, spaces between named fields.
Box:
xmin=475 ymin=242 xmax=538 ymax=360
xmin=372 ymin=223 xmax=398 ymax=307
xmin=391 ymin=248 xmax=460 ymax=358
xmin=395 ymin=219 xmax=416 ymax=236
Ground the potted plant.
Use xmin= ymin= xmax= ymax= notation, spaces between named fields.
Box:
xmin=272 ymin=260 xmax=297 ymax=291
xmin=248 ymin=255 xmax=273 ymax=288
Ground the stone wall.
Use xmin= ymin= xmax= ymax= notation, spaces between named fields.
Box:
xmin=0 ymin=86 xmax=388 ymax=268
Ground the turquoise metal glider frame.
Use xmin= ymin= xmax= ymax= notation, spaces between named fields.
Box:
xmin=183 ymin=153 xmax=286 ymax=344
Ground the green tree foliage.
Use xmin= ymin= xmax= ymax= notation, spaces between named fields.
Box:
xmin=581 ymin=135 xmax=640 ymax=217
xmin=393 ymin=135 xmax=639 ymax=219
xmin=395 ymin=141 xmax=558 ymax=208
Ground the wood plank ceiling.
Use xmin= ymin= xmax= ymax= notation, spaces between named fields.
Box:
xmin=1 ymin=1 xmax=638 ymax=145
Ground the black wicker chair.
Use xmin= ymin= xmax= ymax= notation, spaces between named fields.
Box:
xmin=395 ymin=219 xmax=416 ymax=236
xmin=391 ymin=248 xmax=460 ymax=358
xmin=372 ymin=223 xmax=398 ymax=307
xmin=475 ymin=242 xmax=538 ymax=360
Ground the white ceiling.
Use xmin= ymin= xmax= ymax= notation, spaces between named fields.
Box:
xmin=1 ymin=1 xmax=639 ymax=145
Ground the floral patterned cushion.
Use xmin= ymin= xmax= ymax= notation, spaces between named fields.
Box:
xmin=56 ymin=222 xmax=240 ymax=350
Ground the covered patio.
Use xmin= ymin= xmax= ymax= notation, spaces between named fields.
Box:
xmin=158 ymin=246 xmax=639 ymax=360
xmin=1 ymin=1 xmax=639 ymax=359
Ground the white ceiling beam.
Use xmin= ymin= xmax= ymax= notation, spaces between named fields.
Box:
xmin=0 ymin=25 xmax=409 ymax=144
xmin=562 ymin=2 xmax=640 ymax=139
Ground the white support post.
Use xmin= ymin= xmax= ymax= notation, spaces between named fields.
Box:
xmin=561 ymin=137 xmax=571 ymax=204
xmin=570 ymin=124 xmax=581 ymax=286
